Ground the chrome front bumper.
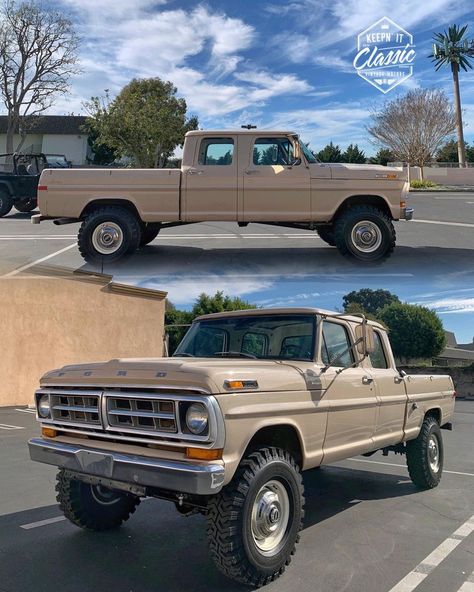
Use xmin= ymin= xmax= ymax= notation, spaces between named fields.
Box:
xmin=402 ymin=207 xmax=414 ymax=221
xmin=28 ymin=438 xmax=225 ymax=495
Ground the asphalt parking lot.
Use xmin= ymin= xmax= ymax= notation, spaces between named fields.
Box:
xmin=0 ymin=192 xmax=473 ymax=282
xmin=0 ymin=401 xmax=473 ymax=592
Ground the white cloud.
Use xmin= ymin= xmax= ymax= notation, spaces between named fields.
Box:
xmin=137 ymin=276 xmax=274 ymax=307
xmin=416 ymin=297 xmax=474 ymax=314
xmin=52 ymin=2 xmax=313 ymax=118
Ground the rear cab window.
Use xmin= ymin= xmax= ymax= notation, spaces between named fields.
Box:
xmin=198 ymin=138 xmax=234 ymax=165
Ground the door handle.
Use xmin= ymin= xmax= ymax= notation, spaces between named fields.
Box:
xmin=187 ymin=169 xmax=203 ymax=175
xmin=362 ymin=376 xmax=373 ymax=385
xmin=245 ymin=169 xmax=259 ymax=175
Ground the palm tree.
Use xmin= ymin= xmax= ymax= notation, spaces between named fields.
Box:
xmin=430 ymin=24 xmax=474 ymax=167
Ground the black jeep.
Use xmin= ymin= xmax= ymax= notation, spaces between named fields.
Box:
xmin=0 ymin=153 xmax=49 ymax=217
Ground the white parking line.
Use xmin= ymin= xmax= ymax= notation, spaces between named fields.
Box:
xmin=20 ymin=516 xmax=66 ymax=530
xmin=388 ymin=515 xmax=474 ymax=592
xmin=457 ymin=571 xmax=474 ymax=592
xmin=414 ymin=219 xmax=474 ymax=228
xmin=345 ymin=457 xmax=474 ymax=478
xmin=2 ymin=242 xmax=77 ymax=277
xmin=15 ymin=408 xmax=36 ymax=414
xmin=0 ymin=423 xmax=24 ymax=430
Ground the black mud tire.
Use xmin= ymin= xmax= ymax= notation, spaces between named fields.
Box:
xmin=317 ymin=226 xmax=336 ymax=246
xmin=406 ymin=416 xmax=444 ymax=489
xmin=206 ymin=447 xmax=304 ymax=587
xmin=14 ymin=198 xmax=37 ymax=213
xmin=333 ymin=205 xmax=396 ymax=262
xmin=55 ymin=470 xmax=141 ymax=531
xmin=78 ymin=206 xmax=141 ymax=264
xmin=0 ymin=190 xmax=13 ymax=217
xmin=139 ymin=223 xmax=162 ymax=247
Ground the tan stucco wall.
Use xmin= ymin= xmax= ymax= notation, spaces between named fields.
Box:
xmin=409 ymin=166 xmax=474 ymax=185
xmin=0 ymin=273 xmax=167 ymax=406
xmin=0 ymin=133 xmax=89 ymax=164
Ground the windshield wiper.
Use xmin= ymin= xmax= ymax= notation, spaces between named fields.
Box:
xmin=213 ymin=351 xmax=257 ymax=359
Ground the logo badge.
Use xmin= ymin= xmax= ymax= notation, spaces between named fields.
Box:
xmin=353 ymin=17 xmax=416 ymax=93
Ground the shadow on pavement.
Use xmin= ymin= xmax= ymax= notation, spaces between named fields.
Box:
xmin=1 ymin=466 xmax=416 ymax=592
xmin=77 ymin=244 xmax=474 ymax=283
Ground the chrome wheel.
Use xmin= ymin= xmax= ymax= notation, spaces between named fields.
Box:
xmin=91 ymin=222 xmax=124 ymax=254
xmin=428 ymin=434 xmax=440 ymax=473
xmin=251 ymin=479 xmax=290 ymax=555
xmin=90 ymin=484 xmax=121 ymax=505
xmin=350 ymin=220 xmax=382 ymax=253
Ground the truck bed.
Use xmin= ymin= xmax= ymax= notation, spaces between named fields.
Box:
xmin=38 ymin=168 xmax=182 ymax=222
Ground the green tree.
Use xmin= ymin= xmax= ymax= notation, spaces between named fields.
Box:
xmin=343 ymin=301 xmax=381 ymax=323
xmin=85 ymin=128 xmax=118 ymax=165
xmin=369 ymin=148 xmax=395 ymax=166
xmin=317 ymin=142 xmax=343 ymax=162
xmin=343 ymin=289 xmax=400 ymax=315
xmin=85 ymin=78 xmax=198 ymax=168
xmin=191 ymin=291 xmax=256 ymax=317
xmin=430 ymin=24 xmax=474 ymax=167
xmin=165 ymin=292 xmax=257 ymax=354
xmin=436 ymin=139 xmax=460 ymax=163
xmin=343 ymin=143 xmax=366 ymax=163
xmin=378 ymin=303 xmax=446 ymax=361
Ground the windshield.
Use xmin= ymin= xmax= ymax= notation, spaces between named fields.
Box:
xmin=174 ymin=314 xmax=316 ymax=361
xmin=299 ymin=139 xmax=318 ymax=164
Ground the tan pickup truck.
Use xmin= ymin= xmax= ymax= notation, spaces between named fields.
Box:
xmin=32 ymin=130 xmax=413 ymax=263
xmin=29 ymin=307 xmax=453 ymax=586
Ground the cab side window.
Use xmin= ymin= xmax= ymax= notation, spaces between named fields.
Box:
xmin=321 ymin=321 xmax=353 ymax=367
xmin=370 ymin=331 xmax=388 ymax=369
xmin=253 ymin=137 xmax=294 ymax=166
xmin=198 ymin=138 xmax=234 ymax=165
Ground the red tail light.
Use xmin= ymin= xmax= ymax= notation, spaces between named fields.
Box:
xmin=37 ymin=185 xmax=48 ymax=191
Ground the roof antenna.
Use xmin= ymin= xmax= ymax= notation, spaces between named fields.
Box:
xmin=241 ymin=124 xmax=257 ymax=129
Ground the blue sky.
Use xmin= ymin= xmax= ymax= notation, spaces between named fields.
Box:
xmin=134 ymin=271 xmax=474 ymax=344
xmin=45 ymin=0 xmax=474 ymax=155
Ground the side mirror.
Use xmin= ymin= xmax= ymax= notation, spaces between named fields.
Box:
xmin=355 ymin=323 xmax=375 ymax=355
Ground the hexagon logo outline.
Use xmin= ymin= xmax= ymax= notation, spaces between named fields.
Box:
xmin=354 ymin=16 xmax=416 ymax=94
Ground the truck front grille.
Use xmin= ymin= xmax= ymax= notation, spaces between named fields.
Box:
xmin=50 ymin=392 xmax=100 ymax=425
xmin=37 ymin=388 xmax=215 ymax=445
xmin=106 ymin=396 xmax=177 ymax=433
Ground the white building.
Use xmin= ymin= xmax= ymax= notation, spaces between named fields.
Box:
xmin=0 ymin=115 xmax=91 ymax=164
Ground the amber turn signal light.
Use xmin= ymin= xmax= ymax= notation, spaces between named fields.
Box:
xmin=400 ymin=200 xmax=406 ymax=209
xmin=42 ymin=427 xmax=57 ymax=438
xmin=186 ymin=447 xmax=222 ymax=460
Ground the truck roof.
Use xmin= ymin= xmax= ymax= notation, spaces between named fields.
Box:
xmin=195 ymin=307 xmax=386 ymax=330
xmin=185 ymin=130 xmax=297 ymax=137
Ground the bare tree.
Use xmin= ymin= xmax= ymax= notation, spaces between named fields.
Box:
xmin=0 ymin=1 xmax=79 ymax=154
xmin=367 ymin=89 xmax=457 ymax=178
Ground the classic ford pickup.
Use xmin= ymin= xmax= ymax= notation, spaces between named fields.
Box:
xmin=29 ymin=308 xmax=453 ymax=586
xmin=32 ymin=130 xmax=413 ymax=263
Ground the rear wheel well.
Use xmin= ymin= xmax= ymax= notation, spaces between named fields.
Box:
xmin=244 ymin=425 xmax=303 ymax=468
xmin=333 ymin=195 xmax=393 ymax=221
xmin=81 ymin=199 xmax=140 ymax=221
xmin=425 ymin=408 xmax=441 ymax=425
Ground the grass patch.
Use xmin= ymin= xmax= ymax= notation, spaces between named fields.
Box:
xmin=410 ymin=179 xmax=438 ymax=189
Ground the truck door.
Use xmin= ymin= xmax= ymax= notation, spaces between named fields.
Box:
xmin=242 ymin=136 xmax=311 ymax=221
xmin=182 ymin=135 xmax=238 ymax=221
xmin=368 ymin=330 xmax=408 ymax=448
xmin=319 ymin=319 xmax=377 ymax=463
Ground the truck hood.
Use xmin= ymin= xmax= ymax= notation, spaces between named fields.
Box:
xmin=40 ymin=357 xmax=312 ymax=394
xmin=310 ymin=162 xmax=405 ymax=181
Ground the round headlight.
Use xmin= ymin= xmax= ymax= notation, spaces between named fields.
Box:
xmin=38 ymin=394 xmax=51 ymax=418
xmin=186 ymin=403 xmax=208 ymax=435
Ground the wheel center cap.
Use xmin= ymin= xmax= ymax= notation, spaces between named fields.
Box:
xmin=269 ymin=506 xmax=280 ymax=524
